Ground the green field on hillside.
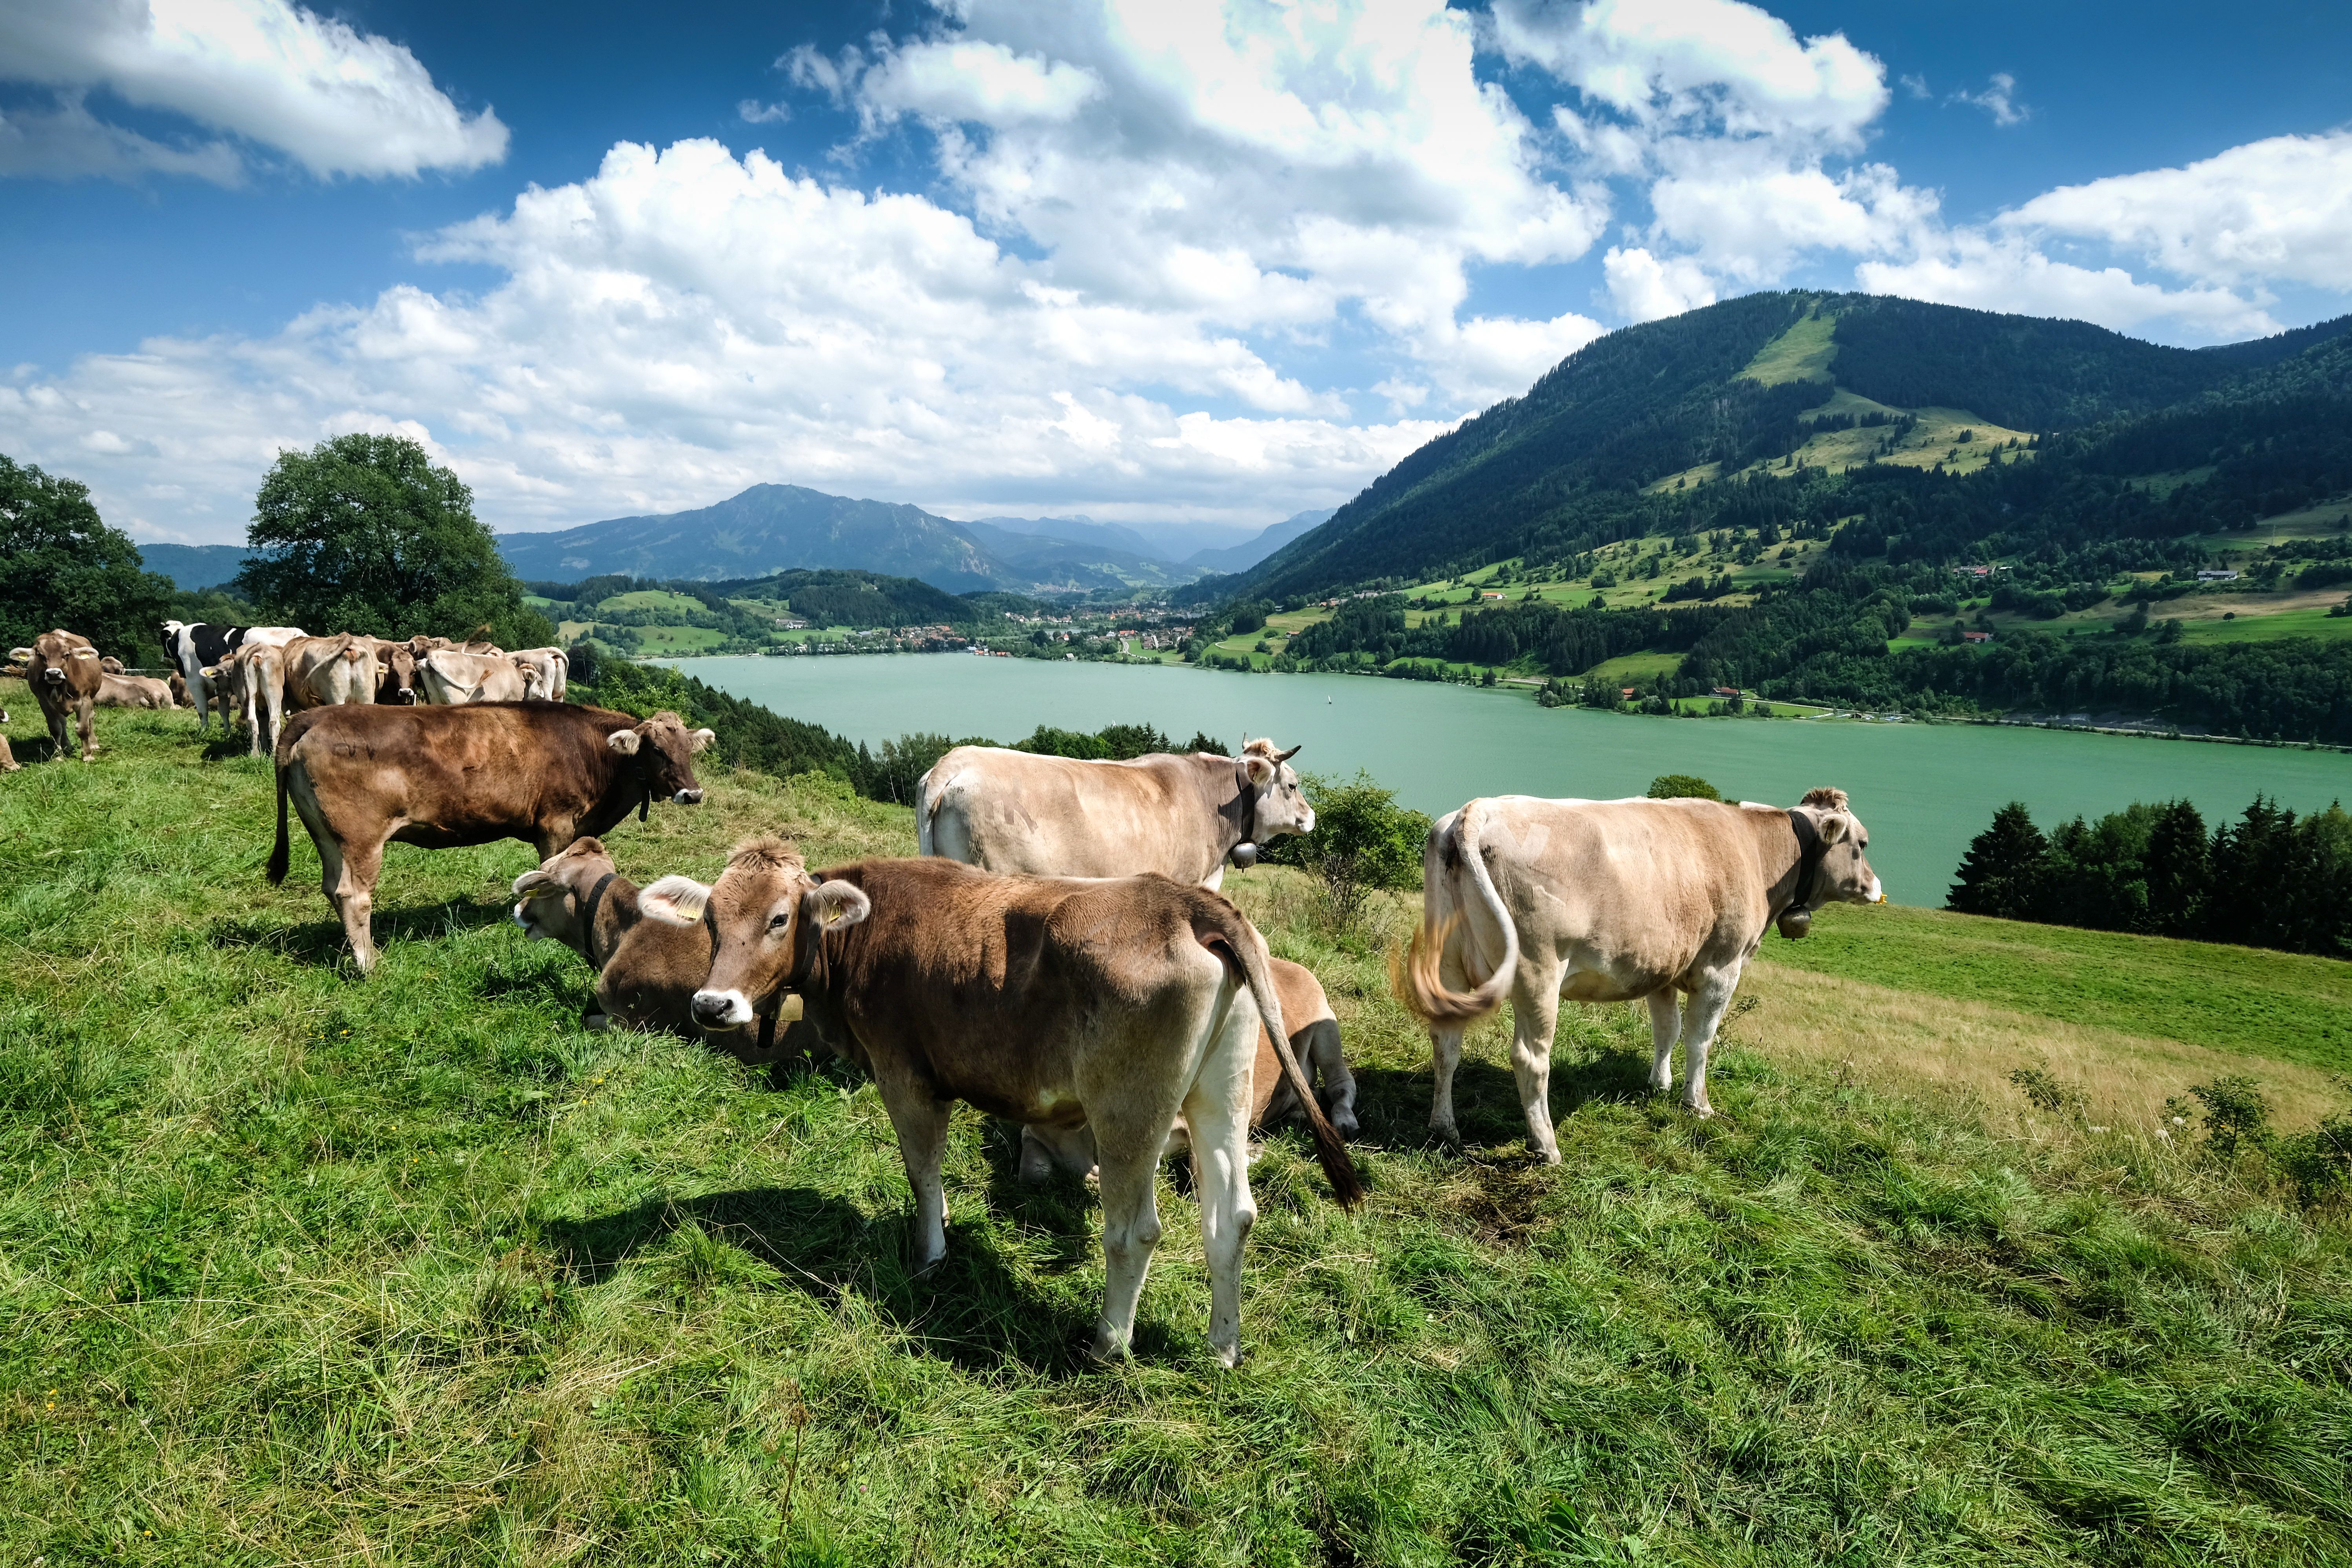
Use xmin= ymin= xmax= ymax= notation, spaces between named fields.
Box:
xmin=1771 ymin=902 xmax=2352 ymax=1071
xmin=5 ymin=706 xmax=2351 ymax=1564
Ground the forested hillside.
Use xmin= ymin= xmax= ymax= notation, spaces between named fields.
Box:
xmin=1225 ymin=292 xmax=2352 ymax=740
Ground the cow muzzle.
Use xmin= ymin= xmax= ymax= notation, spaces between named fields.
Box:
xmin=673 ymin=788 xmax=704 ymax=805
xmin=394 ymin=688 xmax=415 ymax=704
xmin=40 ymin=669 xmax=65 ymax=685
xmin=690 ymin=988 xmax=753 ymax=1029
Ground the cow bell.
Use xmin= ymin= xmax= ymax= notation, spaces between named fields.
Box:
xmin=1776 ymin=908 xmax=1812 ymax=940
xmin=1229 ymin=841 xmax=1259 ymax=869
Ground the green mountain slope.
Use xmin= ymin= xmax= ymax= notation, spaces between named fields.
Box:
xmin=1244 ymin=293 xmax=2352 ymax=604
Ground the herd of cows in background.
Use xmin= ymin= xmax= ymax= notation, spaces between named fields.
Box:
xmin=5 ymin=617 xmax=1886 ymax=1364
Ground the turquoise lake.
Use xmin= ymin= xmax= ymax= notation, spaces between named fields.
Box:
xmin=663 ymin=654 xmax=2352 ymax=906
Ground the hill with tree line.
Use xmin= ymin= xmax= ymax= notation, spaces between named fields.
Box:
xmin=1213 ymin=292 xmax=2352 ymax=740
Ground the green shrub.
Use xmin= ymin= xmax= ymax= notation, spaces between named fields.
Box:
xmin=1647 ymin=773 xmax=1722 ymax=801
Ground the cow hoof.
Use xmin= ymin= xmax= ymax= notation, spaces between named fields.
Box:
xmin=1429 ymin=1119 xmax=1462 ymax=1148
xmin=1083 ymin=1329 xmax=1132 ymax=1366
xmin=1686 ymin=1102 xmax=1715 ymax=1120
xmin=1210 ymin=1340 xmax=1243 ymax=1370
xmin=580 ymin=1012 xmax=613 ymax=1033
xmin=1332 ymin=1112 xmax=1361 ymax=1140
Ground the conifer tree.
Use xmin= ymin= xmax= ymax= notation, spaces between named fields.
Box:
xmin=1947 ymin=801 xmax=2048 ymax=919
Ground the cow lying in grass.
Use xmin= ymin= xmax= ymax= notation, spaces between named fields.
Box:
xmin=270 ymin=703 xmax=712 ymax=973
xmin=95 ymin=671 xmax=175 ymax=709
xmin=639 ymin=843 xmax=1365 ymax=1365
xmin=509 ymin=836 xmax=798 ymax=1061
xmin=1016 ymin=954 xmax=1359 ymax=1183
xmin=1400 ymin=788 xmax=1885 ymax=1158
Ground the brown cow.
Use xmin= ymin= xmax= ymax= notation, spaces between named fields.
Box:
xmin=8 ymin=630 xmax=104 ymax=761
xmin=269 ymin=702 xmax=713 ymax=973
xmin=99 ymin=655 xmax=125 ymax=674
xmin=1017 ymin=955 xmax=1359 ymax=1183
xmin=362 ymin=639 xmax=418 ymax=705
xmin=168 ymin=670 xmax=191 ymax=708
xmin=1400 ymin=790 xmax=1885 ymax=1156
xmin=205 ymin=639 xmax=289 ymax=757
xmin=418 ymin=648 xmax=528 ymax=704
xmin=638 ymin=846 xmax=1363 ymax=1365
xmin=510 ymin=646 xmax=569 ymax=702
xmin=0 ymin=712 xmax=18 ymax=773
xmin=508 ymin=836 xmax=800 ymax=1058
xmin=95 ymin=672 xmax=175 ymax=708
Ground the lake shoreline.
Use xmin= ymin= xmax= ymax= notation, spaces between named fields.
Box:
xmin=653 ymin=652 xmax=2351 ymax=906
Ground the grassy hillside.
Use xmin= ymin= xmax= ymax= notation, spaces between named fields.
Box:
xmin=6 ymin=705 xmax=2352 ymax=1564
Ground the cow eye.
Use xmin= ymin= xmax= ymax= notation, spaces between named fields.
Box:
xmin=768 ymin=913 xmax=789 ymax=931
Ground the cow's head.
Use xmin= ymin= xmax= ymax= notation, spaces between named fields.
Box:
xmin=13 ymin=633 xmax=98 ymax=692
xmin=407 ymin=634 xmax=453 ymax=659
xmin=1235 ymin=737 xmax=1314 ymax=856
xmin=638 ymin=837 xmax=870 ymax=1030
xmin=1779 ymin=786 xmax=1884 ymax=937
xmin=604 ymin=709 xmax=715 ymax=805
xmin=510 ymin=837 xmax=616 ymax=952
xmin=375 ymin=642 xmax=417 ymax=704
xmin=161 ymin=621 xmax=187 ymax=662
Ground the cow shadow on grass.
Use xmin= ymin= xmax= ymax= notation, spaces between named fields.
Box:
xmin=544 ymin=1182 xmax=1104 ymax=1375
xmin=207 ymin=896 xmax=512 ymax=967
xmin=1346 ymin=1045 xmax=1659 ymax=1158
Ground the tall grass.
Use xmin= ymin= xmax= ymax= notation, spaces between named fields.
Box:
xmin=4 ymin=700 xmax=2350 ymax=1564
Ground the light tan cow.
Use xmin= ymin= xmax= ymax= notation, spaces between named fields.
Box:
xmin=640 ymin=845 xmax=1363 ymax=1365
xmin=418 ymin=648 xmax=529 ymax=704
xmin=95 ymin=672 xmax=175 ymax=708
xmin=0 ymin=712 xmax=18 ymax=772
xmin=205 ymin=639 xmax=290 ymax=757
xmin=281 ymin=635 xmax=380 ymax=710
xmin=1399 ymin=788 xmax=1886 ymax=1159
xmin=917 ymin=737 xmax=1316 ymax=889
xmin=510 ymin=647 xmax=568 ymax=702
xmin=1017 ymin=955 xmax=1359 ymax=1183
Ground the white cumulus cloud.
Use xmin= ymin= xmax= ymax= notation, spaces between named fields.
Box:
xmin=0 ymin=0 xmax=507 ymax=181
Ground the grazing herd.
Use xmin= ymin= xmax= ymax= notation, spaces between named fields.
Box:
xmin=4 ymin=614 xmax=1886 ymax=1364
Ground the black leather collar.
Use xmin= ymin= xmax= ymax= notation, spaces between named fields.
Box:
xmin=579 ymin=870 xmax=618 ymax=969
xmin=1782 ymin=809 xmax=1827 ymax=919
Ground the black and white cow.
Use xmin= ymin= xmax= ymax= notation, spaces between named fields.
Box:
xmin=162 ymin=622 xmax=247 ymax=731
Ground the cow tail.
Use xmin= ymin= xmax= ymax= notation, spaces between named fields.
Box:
xmin=267 ymin=749 xmax=292 ymax=886
xmin=1203 ymin=906 xmax=1365 ymax=1209
xmin=914 ymin=766 xmax=950 ymax=855
xmin=1396 ymin=800 xmax=1516 ymax=1026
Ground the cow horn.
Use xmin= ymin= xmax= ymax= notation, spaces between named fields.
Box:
xmin=1276 ymin=743 xmax=1301 ymax=762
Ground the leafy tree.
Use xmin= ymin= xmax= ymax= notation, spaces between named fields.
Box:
xmin=1947 ymin=802 xmax=2048 ymax=920
xmin=1646 ymin=773 xmax=1721 ymax=801
xmin=235 ymin=434 xmax=553 ymax=648
xmin=0 ymin=452 xmax=175 ymax=663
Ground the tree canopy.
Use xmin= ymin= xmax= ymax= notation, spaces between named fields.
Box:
xmin=234 ymin=435 xmax=553 ymax=648
xmin=0 ymin=452 xmax=176 ymax=664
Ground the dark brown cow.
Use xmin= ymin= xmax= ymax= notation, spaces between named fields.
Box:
xmin=639 ymin=845 xmax=1363 ymax=1365
xmin=269 ymin=702 xmax=714 ymax=973
xmin=364 ymin=639 xmax=417 ymax=705
xmin=8 ymin=630 xmax=105 ymax=761
xmin=509 ymin=836 xmax=800 ymax=1059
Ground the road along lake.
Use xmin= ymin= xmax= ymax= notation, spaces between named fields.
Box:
xmin=665 ymin=654 xmax=2352 ymax=906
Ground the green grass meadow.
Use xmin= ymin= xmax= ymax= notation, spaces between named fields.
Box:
xmin=5 ymin=703 xmax=2352 ymax=1564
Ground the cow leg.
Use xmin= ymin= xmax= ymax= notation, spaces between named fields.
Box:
xmin=1428 ymin=1026 xmax=1466 ymax=1144
xmin=1303 ymin=1018 xmax=1359 ymax=1138
xmin=1678 ymin=975 xmax=1740 ymax=1118
xmin=1647 ymin=992 xmax=1683 ymax=1096
xmin=74 ymin=696 xmax=96 ymax=762
xmin=1183 ymin=1016 xmax=1258 ymax=1367
xmin=882 ymin=1091 xmax=955 ymax=1272
xmin=1089 ymin=1142 xmax=1165 ymax=1363
xmin=1510 ymin=978 xmax=1563 ymax=1164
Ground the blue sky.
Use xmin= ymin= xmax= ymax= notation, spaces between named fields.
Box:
xmin=3 ymin=0 xmax=2348 ymax=545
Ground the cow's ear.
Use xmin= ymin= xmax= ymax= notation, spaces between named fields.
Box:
xmin=690 ymin=727 xmax=716 ymax=753
xmin=511 ymin=869 xmax=567 ymax=901
xmin=803 ymin=880 xmax=871 ymax=931
xmin=8 ymin=648 xmax=31 ymax=664
xmin=606 ymin=729 xmax=643 ymax=755
xmin=1815 ymin=811 xmax=1849 ymax=845
xmin=637 ymin=875 xmax=710 ymax=926
xmin=1237 ymin=753 xmax=1276 ymax=788
xmin=71 ymin=648 xmax=98 ymax=659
